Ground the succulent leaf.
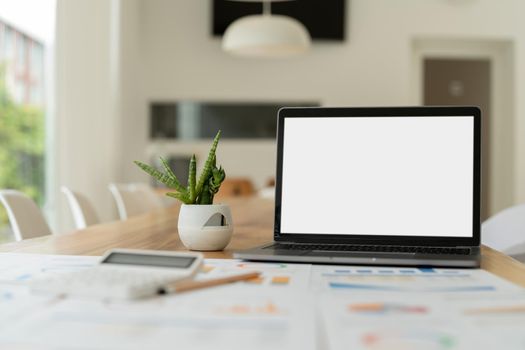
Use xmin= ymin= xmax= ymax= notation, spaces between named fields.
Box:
xmin=195 ymin=130 xmax=221 ymax=197
xmin=134 ymin=130 xmax=225 ymax=206
xmin=199 ymin=182 xmax=212 ymax=205
xmin=134 ymin=160 xmax=186 ymax=193
xmin=160 ymin=157 xmax=177 ymax=180
xmin=166 ymin=191 xmax=191 ymax=204
xmin=188 ymin=154 xmax=196 ymax=202
xmin=209 ymin=166 xmax=225 ymax=195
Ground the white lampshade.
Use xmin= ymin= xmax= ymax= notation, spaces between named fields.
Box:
xmin=222 ymin=14 xmax=311 ymax=57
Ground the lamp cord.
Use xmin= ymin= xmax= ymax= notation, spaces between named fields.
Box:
xmin=262 ymin=1 xmax=271 ymax=16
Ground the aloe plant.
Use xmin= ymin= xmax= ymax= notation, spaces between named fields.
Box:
xmin=134 ymin=131 xmax=226 ymax=205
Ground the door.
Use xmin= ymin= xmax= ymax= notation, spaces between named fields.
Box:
xmin=423 ymin=58 xmax=491 ymax=220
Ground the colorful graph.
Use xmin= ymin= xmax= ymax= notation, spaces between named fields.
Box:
xmin=322 ymin=269 xmax=471 ymax=278
xmin=348 ymin=302 xmax=428 ymax=315
xmin=214 ymin=301 xmax=283 ymax=316
xmin=236 ymin=262 xmax=289 ymax=270
xmin=199 ymin=259 xmax=306 ymax=288
xmin=0 ymin=290 xmax=13 ymax=301
xmin=315 ymin=266 xmax=506 ymax=293
xmin=361 ymin=330 xmax=456 ymax=350
xmin=329 ymin=282 xmax=496 ymax=292
xmin=243 ymin=275 xmax=291 ymax=286
xmin=464 ymin=305 xmax=525 ymax=315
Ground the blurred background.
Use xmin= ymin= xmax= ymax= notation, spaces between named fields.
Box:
xmin=0 ymin=0 xmax=524 ymax=240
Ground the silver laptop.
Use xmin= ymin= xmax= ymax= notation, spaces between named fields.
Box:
xmin=235 ymin=106 xmax=482 ymax=267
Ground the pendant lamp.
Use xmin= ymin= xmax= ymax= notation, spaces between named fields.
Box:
xmin=222 ymin=1 xmax=311 ymax=58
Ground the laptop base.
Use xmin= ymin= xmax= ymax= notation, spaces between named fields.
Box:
xmin=234 ymin=243 xmax=481 ymax=268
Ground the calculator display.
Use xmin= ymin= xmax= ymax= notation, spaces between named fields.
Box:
xmin=102 ymin=252 xmax=196 ymax=269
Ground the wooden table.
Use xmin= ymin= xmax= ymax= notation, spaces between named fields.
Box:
xmin=1 ymin=197 xmax=524 ymax=287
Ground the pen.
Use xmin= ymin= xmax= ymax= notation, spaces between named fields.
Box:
xmin=161 ymin=271 xmax=261 ymax=294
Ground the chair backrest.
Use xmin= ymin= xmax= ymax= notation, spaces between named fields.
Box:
xmin=108 ymin=183 xmax=164 ymax=220
xmin=61 ymin=186 xmax=100 ymax=229
xmin=0 ymin=189 xmax=52 ymax=241
xmin=482 ymin=203 xmax=525 ymax=254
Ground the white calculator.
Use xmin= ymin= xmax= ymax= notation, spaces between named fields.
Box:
xmin=31 ymin=249 xmax=203 ymax=299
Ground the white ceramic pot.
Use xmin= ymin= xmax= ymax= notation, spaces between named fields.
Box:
xmin=177 ymin=204 xmax=233 ymax=251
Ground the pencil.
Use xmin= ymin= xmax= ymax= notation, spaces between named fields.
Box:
xmin=164 ymin=271 xmax=261 ymax=294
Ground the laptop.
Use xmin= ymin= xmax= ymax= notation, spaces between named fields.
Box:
xmin=234 ymin=106 xmax=482 ymax=267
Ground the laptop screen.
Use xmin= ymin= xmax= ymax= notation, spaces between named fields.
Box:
xmin=279 ymin=115 xmax=475 ymax=238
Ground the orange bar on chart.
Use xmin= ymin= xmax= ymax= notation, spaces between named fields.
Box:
xmin=464 ymin=305 xmax=525 ymax=315
xmin=271 ymin=276 xmax=290 ymax=285
xmin=245 ymin=276 xmax=264 ymax=284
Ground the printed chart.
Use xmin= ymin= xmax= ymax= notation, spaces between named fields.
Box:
xmin=0 ymin=253 xmax=97 ymax=285
xmin=198 ymin=259 xmax=311 ymax=289
xmin=310 ymin=265 xmax=520 ymax=293
xmin=0 ymin=291 xmax=315 ymax=350
xmin=320 ymin=292 xmax=525 ymax=350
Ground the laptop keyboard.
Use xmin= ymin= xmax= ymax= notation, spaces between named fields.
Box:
xmin=266 ymin=243 xmax=471 ymax=255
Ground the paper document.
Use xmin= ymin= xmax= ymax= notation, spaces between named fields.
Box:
xmin=0 ymin=253 xmax=97 ymax=285
xmin=0 ymin=289 xmax=315 ymax=350
xmin=0 ymin=253 xmax=524 ymax=350
xmin=0 ymin=254 xmax=315 ymax=350
xmin=0 ymin=285 xmax=55 ymax=329
xmin=321 ymin=291 xmax=525 ymax=350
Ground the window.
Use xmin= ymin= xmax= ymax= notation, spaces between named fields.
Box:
xmin=150 ymin=101 xmax=318 ymax=140
xmin=30 ymin=43 xmax=44 ymax=105
xmin=16 ymin=34 xmax=27 ymax=73
xmin=0 ymin=1 xmax=55 ymax=242
xmin=3 ymin=27 xmax=14 ymax=60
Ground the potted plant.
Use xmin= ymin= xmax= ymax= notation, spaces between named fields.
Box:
xmin=134 ymin=131 xmax=233 ymax=251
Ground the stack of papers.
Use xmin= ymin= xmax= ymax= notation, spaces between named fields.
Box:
xmin=0 ymin=253 xmax=524 ymax=349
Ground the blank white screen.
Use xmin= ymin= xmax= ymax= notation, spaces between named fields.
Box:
xmin=280 ymin=116 xmax=474 ymax=237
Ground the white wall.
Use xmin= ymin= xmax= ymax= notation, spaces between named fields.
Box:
xmin=54 ymin=0 xmax=120 ymax=231
xmin=55 ymin=0 xmax=525 ymax=230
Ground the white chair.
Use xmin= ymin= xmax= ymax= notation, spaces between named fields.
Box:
xmin=0 ymin=189 xmax=52 ymax=241
xmin=108 ymin=183 xmax=164 ymax=220
xmin=482 ymin=203 xmax=525 ymax=262
xmin=61 ymin=186 xmax=100 ymax=229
